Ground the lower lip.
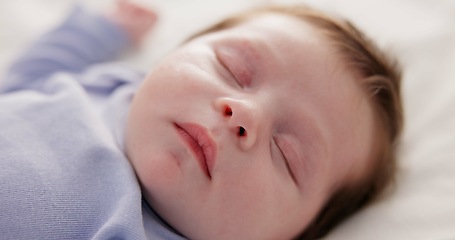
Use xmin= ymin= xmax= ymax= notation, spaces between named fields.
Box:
xmin=175 ymin=123 xmax=215 ymax=178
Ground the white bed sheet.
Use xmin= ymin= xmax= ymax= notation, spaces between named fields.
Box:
xmin=1 ymin=0 xmax=454 ymax=239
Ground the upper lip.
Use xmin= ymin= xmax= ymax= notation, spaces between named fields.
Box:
xmin=174 ymin=122 xmax=217 ymax=178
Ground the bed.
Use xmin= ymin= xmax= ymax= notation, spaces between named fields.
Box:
xmin=1 ymin=0 xmax=454 ymax=239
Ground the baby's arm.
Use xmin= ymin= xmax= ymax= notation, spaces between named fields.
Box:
xmin=1 ymin=1 xmax=156 ymax=93
xmin=107 ymin=0 xmax=157 ymax=46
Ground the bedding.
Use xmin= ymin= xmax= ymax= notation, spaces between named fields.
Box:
xmin=1 ymin=0 xmax=454 ymax=239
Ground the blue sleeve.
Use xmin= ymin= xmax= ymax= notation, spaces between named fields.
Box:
xmin=1 ymin=5 xmax=130 ymax=93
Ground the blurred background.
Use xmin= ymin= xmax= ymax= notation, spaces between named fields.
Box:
xmin=1 ymin=0 xmax=454 ymax=239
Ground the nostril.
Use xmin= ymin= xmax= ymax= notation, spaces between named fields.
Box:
xmin=238 ymin=126 xmax=247 ymax=137
xmin=224 ymin=106 xmax=233 ymax=117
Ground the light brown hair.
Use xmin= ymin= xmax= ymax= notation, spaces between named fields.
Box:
xmin=188 ymin=5 xmax=403 ymax=239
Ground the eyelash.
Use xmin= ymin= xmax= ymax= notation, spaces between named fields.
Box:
xmin=274 ymin=138 xmax=297 ymax=183
xmin=216 ymin=51 xmax=244 ymax=88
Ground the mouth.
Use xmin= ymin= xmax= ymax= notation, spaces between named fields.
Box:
xmin=174 ymin=123 xmax=216 ymax=179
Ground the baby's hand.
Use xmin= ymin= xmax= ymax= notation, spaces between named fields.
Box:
xmin=107 ymin=0 xmax=157 ymax=45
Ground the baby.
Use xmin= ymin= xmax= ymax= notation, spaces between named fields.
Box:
xmin=0 ymin=1 xmax=402 ymax=240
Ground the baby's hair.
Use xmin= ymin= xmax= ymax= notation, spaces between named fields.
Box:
xmin=188 ymin=5 xmax=403 ymax=240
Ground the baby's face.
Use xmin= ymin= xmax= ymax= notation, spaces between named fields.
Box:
xmin=126 ymin=13 xmax=377 ymax=239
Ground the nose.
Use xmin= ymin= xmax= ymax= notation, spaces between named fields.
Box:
xmin=215 ymin=97 xmax=261 ymax=150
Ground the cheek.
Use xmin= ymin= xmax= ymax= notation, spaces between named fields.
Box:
xmin=125 ymin=91 xmax=186 ymax=201
xmin=132 ymin=150 xmax=179 ymax=192
xmin=211 ymin=151 xmax=315 ymax=236
xmin=214 ymin=152 xmax=297 ymax=216
xmin=140 ymin=66 xmax=187 ymax=102
xmin=140 ymin=71 xmax=196 ymax=107
xmin=206 ymin=169 xmax=306 ymax=239
xmin=125 ymin=123 xmax=178 ymax=197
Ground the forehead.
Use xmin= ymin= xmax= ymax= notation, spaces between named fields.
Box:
xmin=213 ymin=13 xmax=322 ymax=50
xmin=210 ymin=13 xmax=346 ymax=97
xmin=191 ymin=13 xmax=340 ymax=87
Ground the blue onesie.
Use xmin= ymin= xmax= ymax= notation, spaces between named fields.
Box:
xmin=0 ymin=6 xmax=185 ymax=240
